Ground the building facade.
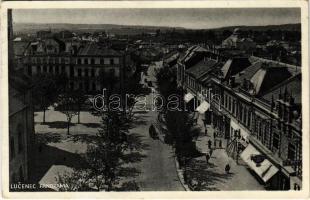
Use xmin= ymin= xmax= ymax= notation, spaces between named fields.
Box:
xmin=20 ymin=39 xmax=127 ymax=93
xmin=177 ymin=45 xmax=302 ymax=190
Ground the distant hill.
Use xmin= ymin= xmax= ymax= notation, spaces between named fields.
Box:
xmin=13 ymin=23 xmax=185 ymax=35
xmin=13 ymin=23 xmax=301 ymax=36
xmin=210 ymin=23 xmax=301 ymax=32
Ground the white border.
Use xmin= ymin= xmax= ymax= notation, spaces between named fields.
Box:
xmin=0 ymin=1 xmax=309 ymax=199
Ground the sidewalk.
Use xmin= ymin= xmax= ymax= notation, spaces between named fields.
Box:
xmin=185 ymin=114 xmax=265 ymax=191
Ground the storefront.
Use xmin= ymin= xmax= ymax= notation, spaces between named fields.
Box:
xmin=230 ymin=119 xmax=250 ymax=149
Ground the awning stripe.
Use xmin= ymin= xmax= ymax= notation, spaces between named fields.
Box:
xmin=195 ymin=101 xmax=210 ymax=114
xmin=184 ymin=92 xmax=194 ymax=103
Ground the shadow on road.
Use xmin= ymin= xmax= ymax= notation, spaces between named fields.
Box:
xmin=36 ymin=132 xmax=65 ymax=144
xmin=41 ymin=121 xmax=76 ymax=129
xmin=186 ymin=159 xmax=234 ymax=191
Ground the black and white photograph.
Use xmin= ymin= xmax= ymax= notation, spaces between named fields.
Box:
xmin=2 ymin=1 xmax=308 ymax=197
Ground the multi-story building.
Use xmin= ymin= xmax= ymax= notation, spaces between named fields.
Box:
xmin=9 ymin=10 xmax=35 ymax=188
xmin=177 ymin=45 xmax=302 ymax=190
xmin=20 ymin=38 xmax=129 ymax=93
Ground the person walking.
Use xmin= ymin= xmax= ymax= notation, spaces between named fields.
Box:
xmin=209 ymin=148 xmax=213 ymax=157
xmin=205 ymin=153 xmax=210 ymax=163
xmin=208 ymin=140 xmax=212 ymax=149
xmin=219 ymin=139 xmax=222 ymax=148
xmin=225 ymin=164 xmax=231 ymax=174
xmin=205 ymin=128 xmax=208 ymax=136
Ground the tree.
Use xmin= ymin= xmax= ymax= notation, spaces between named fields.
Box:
xmin=71 ymin=89 xmax=88 ymax=124
xmin=32 ymin=74 xmax=60 ymax=123
xmin=57 ymin=91 xmax=79 ymax=135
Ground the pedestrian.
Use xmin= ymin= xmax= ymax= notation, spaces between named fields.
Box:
xmin=149 ymin=124 xmax=154 ymax=138
xmin=209 ymin=148 xmax=213 ymax=157
xmin=225 ymin=164 xmax=231 ymax=174
xmin=205 ymin=153 xmax=210 ymax=163
xmin=213 ymin=131 xmax=216 ymax=139
xmin=208 ymin=140 xmax=212 ymax=149
xmin=204 ymin=128 xmax=208 ymax=136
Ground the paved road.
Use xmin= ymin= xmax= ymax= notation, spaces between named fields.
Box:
xmin=129 ymin=109 xmax=184 ymax=191
xmin=129 ymin=61 xmax=184 ymax=191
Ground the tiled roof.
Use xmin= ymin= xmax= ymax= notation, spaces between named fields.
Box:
xmin=234 ymin=59 xmax=263 ymax=85
xmin=262 ymin=73 xmax=301 ymax=104
xmin=250 ymin=66 xmax=293 ymax=96
xmin=186 ymin=59 xmax=217 ymax=79
xmin=77 ymin=43 xmax=121 ymax=56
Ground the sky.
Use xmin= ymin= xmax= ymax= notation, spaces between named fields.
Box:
xmin=12 ymin=8 xmax=301 ymax=29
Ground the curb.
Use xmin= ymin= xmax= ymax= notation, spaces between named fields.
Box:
xmin=173 ymin=156 xmax=191 ymax=191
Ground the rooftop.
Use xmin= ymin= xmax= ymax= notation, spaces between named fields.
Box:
xmin=77 ymin=43 xmax=121 ymax=56
xmin=262 ymin=73 xmax=301 ymax=105
xmin=186 ymin=58 xmax=218 ymax=80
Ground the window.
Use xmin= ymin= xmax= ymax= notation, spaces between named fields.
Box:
xmin=85 ymin=69 xmax=89 ymax=77
xmin=85 ymin=81 xmax=89 ymax=91
xmin=49 ymin=66 xmax=53 ymax=73
xmin=37 ymin=57 xmax=41 ymax=64
xmin=243 ymin=107 xmax=247 ymax=124
xmin=55 ymin=66 xmax=59 ymax=74
xmin=78 ymin=68 xmax=82 ymax=77
xmin=61 ymin=65 xmax=66 ymax=74
xmin=240 ymin=105 xmax=243 ymax=122
xmin=225 ymin=95 xmax=228 ymax=108
xmin=70 ymin=82 xmax=74 ymax=89
xmin=110 ymin=58 xmax=114 ymax=65
xmin=77 ymin=58 xmax=81 ymax=64
xmin=37 ymin=66 xmax=41 ymax=73
xmin=232 ymin=100 xmax=236 ymax=115
xmin=247 ymin=110 xmax=251 ymax=127
xmin=109 ymin=69 xmax=115 ymax=76
xmin=91 ymin=58 xmax=95 ymax=65
xmin=61 ymin=58 xmax=65 ymax=64
xmin=70 ymin=66 xmax=74 ymax=77
xmin=272 ymin=132 xmax=280 ymax=150
xmin=91 ymin=69 xmax=95 ymax=77
xmin=27 ymin=66 xmax=32 ymax=76
xmin=288 ymin=143 xmax=296 ymax=160
xmin=10 ymin=137 xmax=15 ymax=160
xmin=55 ymin=57 xmax=59 ymax=64
xmin=92 ymin=82 xmax=96 ymax=91
xmin=43 ymin=65 xmax=47 ymax=72
xmin=18 ymin=130 xmax=23 ymax=153
xmin=100 ymin=58 xmax=104 ymax=64
xmin=84 ymin=58 xmax=88 ymax=64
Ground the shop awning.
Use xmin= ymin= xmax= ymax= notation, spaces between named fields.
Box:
xmin=184 ymin=92 xmax=194 ymax=103
xmin=196 ymin=101 xmax=210 ymax=114
xmin=240 ymin=144 xmax=279 ymax=182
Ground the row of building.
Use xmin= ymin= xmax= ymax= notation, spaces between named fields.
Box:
xmin=13 ymin=37 xmax=137 ymax=93
xmin=172 ymin=42 xmax=302 ymax=190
